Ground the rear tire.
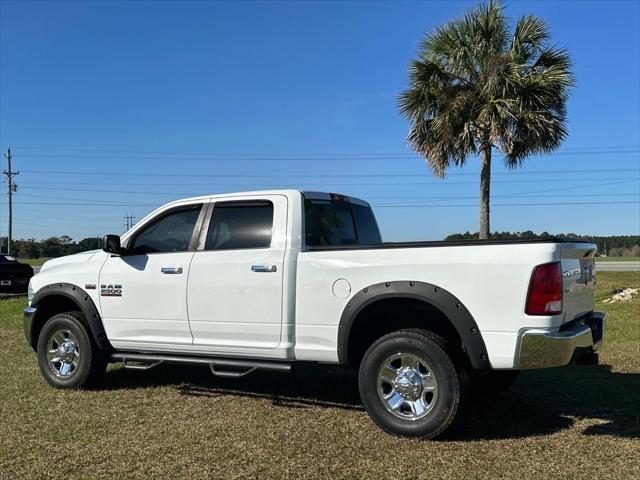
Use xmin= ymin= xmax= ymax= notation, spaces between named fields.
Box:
xmin=358 ymin=329 xmax=464 ymax=439
xmin=36 ymin=312 xmax=107 ymax=389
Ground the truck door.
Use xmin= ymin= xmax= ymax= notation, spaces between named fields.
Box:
xmin=99 ymin=202 xmax=206 ymax=349
xmin=187 ymin=195 xmax=287 ymax=351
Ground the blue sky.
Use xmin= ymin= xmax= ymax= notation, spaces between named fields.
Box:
xmin=1 ymin=0 xmax=639 ymax=242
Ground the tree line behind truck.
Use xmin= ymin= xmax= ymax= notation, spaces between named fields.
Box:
xmin=0 ymin=236 xmax=101 ymax=259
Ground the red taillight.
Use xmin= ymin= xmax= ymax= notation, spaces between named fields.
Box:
xmin=526 ymin=262 xmax=563 ymax=315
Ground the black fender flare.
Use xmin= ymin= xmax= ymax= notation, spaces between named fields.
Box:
xmin=337 ymin=280 xmax=490 ymax=370
xmin=30 ymin=283 xmax=112 ymax=351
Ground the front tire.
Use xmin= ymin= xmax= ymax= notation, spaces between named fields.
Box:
xmin=36 ymin=312 xmax=107 ymax=389
xmin=358 ymin=329 xmax=464 ymax=439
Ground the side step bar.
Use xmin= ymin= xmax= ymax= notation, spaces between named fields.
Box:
xmin=111 ymin=352 xmax=292 ymax=378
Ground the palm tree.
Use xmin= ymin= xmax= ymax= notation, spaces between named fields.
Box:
xmin=398 ymin=1 xmax=573 ymax=239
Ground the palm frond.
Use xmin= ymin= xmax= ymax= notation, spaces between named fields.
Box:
xmin=511 ymin=14 xmax=549 ymax=61
xmin=398 ymin=0 xmax=573 ymax=176
xmin=474 ymin=0 xmax=509 ymax=56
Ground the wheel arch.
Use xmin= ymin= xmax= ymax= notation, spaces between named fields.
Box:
xmin=337 ymin=281 xmax=490 ymax=370
xmin=28 ymin=283 xmax=111 ymax=352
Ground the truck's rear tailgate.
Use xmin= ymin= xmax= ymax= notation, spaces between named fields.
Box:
xmin=559 ymin=242 xmax=597 ymax=323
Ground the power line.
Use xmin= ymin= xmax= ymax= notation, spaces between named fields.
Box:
xmin=413 ymin=179 xmax=637 ymax=198
xmin=9 ymin=179 xmax=638 ymax=211
xmin=14 ymin=178 xmax=640 ymax=194
xmin=372 ymin=201 xmax=640 ymax=208
xmin=372 ymin=193 xmax=640 ymax=205
xmin=8 ymin=179 xmax=639 ymax=207
xmin=16 ymin=168 xmax=640 ymax=178
xmin=19 ymin=174 xmax=640 ymax=187
xmin=12 ymin=192 xmax=639 ymax=205
xmin=13 ymin=192 xmax=157 ymax=204
xmin=15 ymin=150 xmax=640 ymax=162
xmin=2 ymin=201 xmax=157 ymax=207
xmin=3 ymin=200 xmax=639 ymax=208
xmin=10 ymin=144 xmax=640 ymax=157
xmin=10 ymin=217 xmax=122 ymax=229
xmin=5 ymin=142 xmax=639 ymax=237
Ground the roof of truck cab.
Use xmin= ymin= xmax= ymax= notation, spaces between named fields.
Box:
xmin=160 ymin=189 xmax=370 ymax=207
xmin=155 ymin=189 xmax=299 ymax=207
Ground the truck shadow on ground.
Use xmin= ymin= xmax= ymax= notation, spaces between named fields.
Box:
xmin=100 ymin=362 xmax=639 ymax=441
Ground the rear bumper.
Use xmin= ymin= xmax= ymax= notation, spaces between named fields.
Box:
xmin=517 ymin=312 xmax=605 ymax=369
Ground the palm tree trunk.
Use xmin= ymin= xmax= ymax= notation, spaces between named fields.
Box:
xmin=479 ymin=145 xmax=491 ymax=240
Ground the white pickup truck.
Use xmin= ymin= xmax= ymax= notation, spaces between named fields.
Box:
xmin=24 ymin=190 xmax=604 ymax=438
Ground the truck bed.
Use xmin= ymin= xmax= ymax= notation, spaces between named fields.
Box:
xmin=296 ymin=237 xmax=596 ymax=368
xmin=305 ymin=237 xmax=570 ymax=251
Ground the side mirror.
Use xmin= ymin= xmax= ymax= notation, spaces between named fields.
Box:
xmin=102 ymin=234 xmax=122 ymax=255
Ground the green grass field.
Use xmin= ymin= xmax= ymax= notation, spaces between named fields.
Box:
xmin=1 ymin=271 xmax=638 ymax=479
xmin=16 ymin=257 xmax=51 ymax=267
xmin=596 ymin=256 xmax=640 ymax=262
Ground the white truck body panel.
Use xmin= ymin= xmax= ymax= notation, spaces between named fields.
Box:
xmin=29 ymin=189 xmax=599 ymax=370
xmin=100 ymin=250 xmax=195 ymax=348
xmin=295 ymin=243 xmax=559 ymax=368
xmin=187 ymin=194 xmax=288 ymax=351
xmin=98 ymin=197 xmax=208 ymax=350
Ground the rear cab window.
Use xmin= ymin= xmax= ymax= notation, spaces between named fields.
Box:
xmin=303 ymin=193 xmax=381 ymax=247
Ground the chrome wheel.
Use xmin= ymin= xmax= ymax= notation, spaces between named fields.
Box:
xmin=377 ymin=352 xmax=438 ymax=421
xmin=46 ymin=329 xmax=80 ymax=378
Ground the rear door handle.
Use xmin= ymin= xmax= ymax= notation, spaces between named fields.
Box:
xmin=251 ymin=265 xmax=277 ymax=273
xmin=161 ymin=267 xmax=183 ymax=274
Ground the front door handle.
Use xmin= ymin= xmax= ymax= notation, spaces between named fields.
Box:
xmin=251 ymin=265 xmax=277 ymax=273
xmin=161 ymin=267 xmax=183 ymax=274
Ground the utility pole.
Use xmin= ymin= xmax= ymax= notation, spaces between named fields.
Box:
xmin=124 ymin=214 xmax=136 ymax=231
xmin=3 ymin=148 xmax=19 ymax=255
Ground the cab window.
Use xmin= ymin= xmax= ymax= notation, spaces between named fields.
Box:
xmin=205 ymin=201 xmax=273 ymax=250
xmin=304 ymin=199 xmax=381 ymax=247
xmin=129 ymin=204 xmax=202 ymax=254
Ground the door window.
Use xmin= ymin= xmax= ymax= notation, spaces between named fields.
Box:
xmin=129 ymin=204 xmax=202 ymax=254
xmin=205 ymin=201 xmax=273 ymax=250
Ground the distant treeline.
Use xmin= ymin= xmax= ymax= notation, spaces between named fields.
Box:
xmin=445 ymin=231 xmax=640 ymax=257
xmin=1 ymin=236 xmax=102 ymax=259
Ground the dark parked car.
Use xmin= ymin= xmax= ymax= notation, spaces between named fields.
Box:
xmin=0 ymin=255 xmax=34 ymax=293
